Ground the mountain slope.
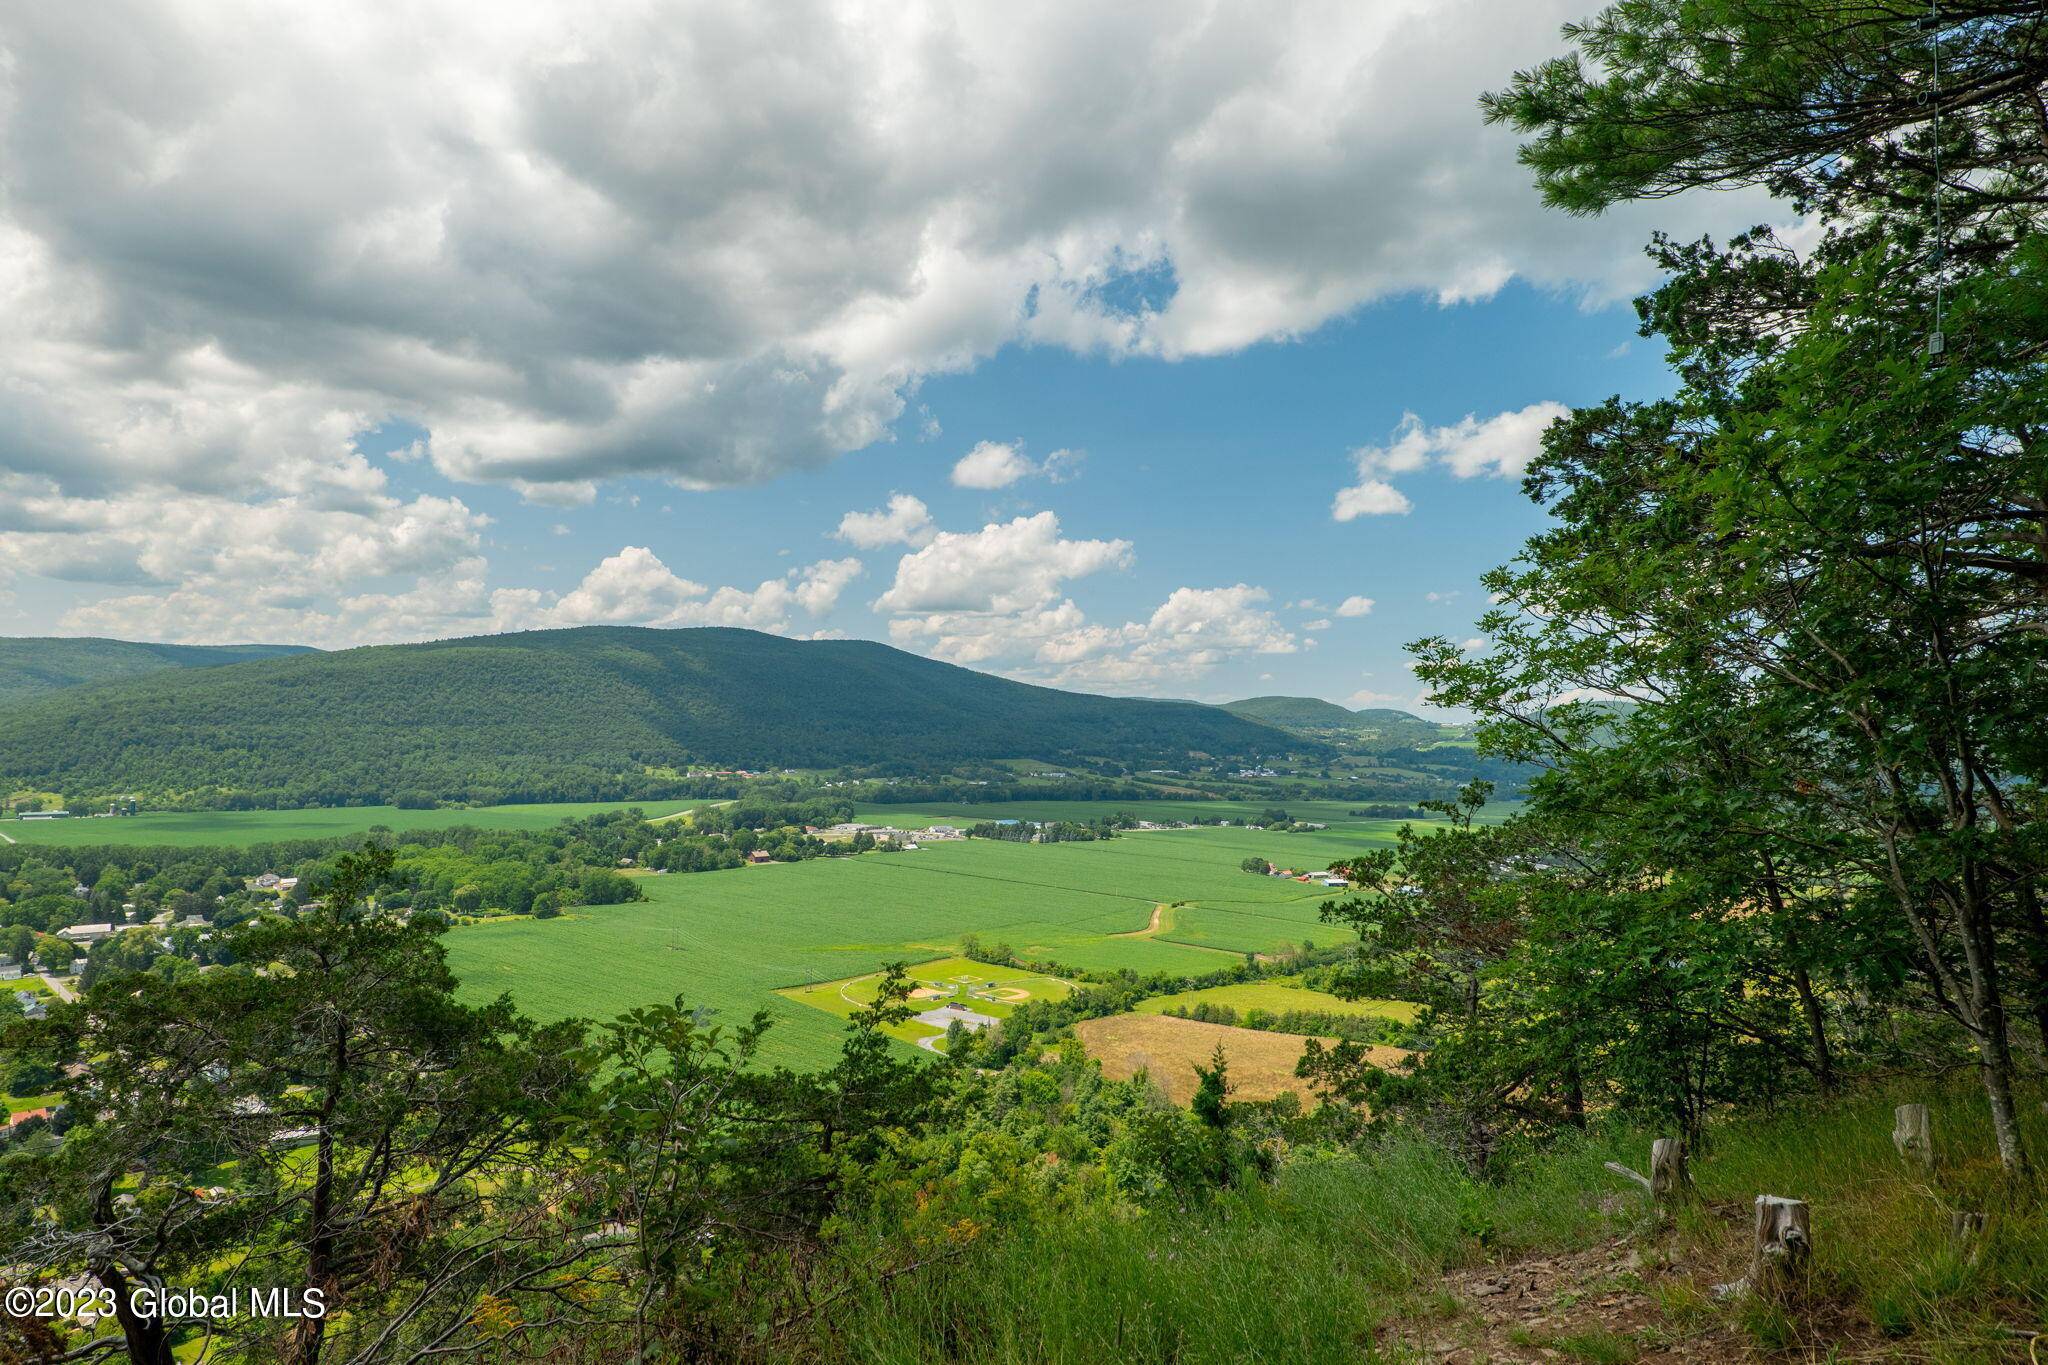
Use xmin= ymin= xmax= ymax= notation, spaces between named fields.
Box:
xmin=1221 ymin=696 xmax=1364 ymax=729
xmin=0 ymin=627 xmax=1298 ymax=804
xmin=0 ymin=637 xmax=315 ymax=705
xmin=1223 ymin=696 xmax=1449 ymax=747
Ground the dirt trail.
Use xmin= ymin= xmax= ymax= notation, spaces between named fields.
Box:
xmin=1378 ymin=1236 xmax=1746 ymax=1363
xmin=1111 ymin=903 xmax=1168 ymax=938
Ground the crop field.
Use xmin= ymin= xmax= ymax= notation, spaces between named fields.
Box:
xmin=779 ymin=955 xmax=1073 ymax=1050
xmin=444 ymin=817 xmax=1421 ymax=1070
xmin=0 ymin=800 xmax=699 ymax=848
xmin=1133 ymin=979 xmax=1419 ymax=1022
xmin=1075 ymin=1013 xmax=1411 ymax=1107
xmin=1072 ymin=1014 xmax=1316 ymax=1107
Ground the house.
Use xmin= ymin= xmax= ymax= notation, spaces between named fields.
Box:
xmin=7 ymin=1107 xmax=52 ymax=1128
xmin=71 ymin=883 xmax=91 ymax=898
xmin=57 ymin=923 xmax=115 ymax=944
xmin=16 ymin=992 xmax=46 ymax=1020
xmin=0 ymin=958 xmax=20 ymax=980
xmin=1319 ymin=877 xmax=1350 ymax=889
xmin=253 ymin=873 xmax=282 ymax=890
xmin=746 ymin=850 xmax=775 ymax=865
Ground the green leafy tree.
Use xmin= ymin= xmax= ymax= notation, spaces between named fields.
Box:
xmin=1 ymin=846 xmax=590 ymax=1365
xmin=1423 ymin=0 xmax=2048 ymax=1179
xmin=1191 ymin=1044 xmax=1232 ymax=1130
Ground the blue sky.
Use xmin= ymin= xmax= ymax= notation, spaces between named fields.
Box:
xmin=0 ymin=1 xmax=1760 ymax=708
xmin=328 ymin=284 xmax=1668 ymax=707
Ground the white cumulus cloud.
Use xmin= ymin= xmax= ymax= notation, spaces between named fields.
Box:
xmin=950 ymin=442 xmax=1038 ymax=490
xmin=837 ymin=494 xmax=938 ymax=549
xmin=1333 ymin=402 xmax=1569 ymax=519
xmin=875 ymin=512 xmax=1132 ymax=615
xmin=502 ymin=547 xmax=861 ymax=634
xmin=1336 ymin=595 xmax=1375 ymax=617
xmin=888 ymin=582 xmax=1295 ymax=693
xmin=948 ymin=441 xmax=1083 ymax=490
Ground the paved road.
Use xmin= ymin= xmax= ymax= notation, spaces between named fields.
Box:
xmin=38 ymin=973 xmax=77 ymax=1002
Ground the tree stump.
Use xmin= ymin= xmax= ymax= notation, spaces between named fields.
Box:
xmin=1892 ymin=1103 xmax=1933 ymax=1170
xmin=1650 ymin=1137 xmax=1689 ymax=1203
xmin=1749 ymin=1195 xmax=1811 ymax=1299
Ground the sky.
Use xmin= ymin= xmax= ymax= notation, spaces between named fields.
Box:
xmin=0 ymin=0 xmax=1772 ymax=710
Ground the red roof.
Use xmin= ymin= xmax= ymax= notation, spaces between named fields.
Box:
xmin=7 ymin=1107 xmax=52 ymax=1127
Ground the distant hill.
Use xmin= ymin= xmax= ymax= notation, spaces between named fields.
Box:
xmin=1222 ymin=696 xmax=1448 ymax=748
xmin=1220 ymin=696 xmax=1364 ymax=729
xmin=0 ymin=627 xmax=1299 ymax=806
xmin=0 ymin=637 xmax=315 ymax=705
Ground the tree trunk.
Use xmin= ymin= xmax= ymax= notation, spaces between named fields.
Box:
xmin=1957 ymin=894 xmax=2033 ymax=1179
xmin=1790 ymin=958 xmax=1836 ymax=1092
xmin=1763 ymin=858 xmax=1836 ymax=1092
xmin=1892 ymin=1103 xmax=1933 ymax=1171
xmin=91 ymin=1258 xmax=174 ymax=1365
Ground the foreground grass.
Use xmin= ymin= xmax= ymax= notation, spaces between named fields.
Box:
xmin=801 ymin=1080 xmax=2047 ymax=1363
xmin=819 ymin=1139 xmax=1474 ymax=1365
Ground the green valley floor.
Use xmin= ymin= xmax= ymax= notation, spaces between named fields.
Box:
xmin=444 ymin=823 xmax=1404 ymax=1069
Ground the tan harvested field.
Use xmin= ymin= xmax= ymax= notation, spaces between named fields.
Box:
xmin=1073 ymin=1013 xmax=1406 ymax=1109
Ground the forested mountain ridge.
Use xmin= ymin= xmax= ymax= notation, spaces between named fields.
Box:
xmin=0 ymin=637 xmax=314 ymax=704
xmin=0 ymin=626 xmax=1300 ymax=806
xmin=1223 ymin=695 xmax=1453 ymax=748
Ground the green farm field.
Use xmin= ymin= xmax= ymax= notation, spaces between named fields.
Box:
xmin=0 ymin=800 xmax=699 ymax=848
xmin=443 ymin=821 xmax=1415 ymax=1069
xmin=779 ymin=955 xmax=1073 ymax=1049
xmin=1133 ymin=979 xmax=1419 ymax=1023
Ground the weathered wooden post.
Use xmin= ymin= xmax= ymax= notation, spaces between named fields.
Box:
xmin=1749 ymin=1195 xmax=1811 ymax=1299
xmin=1893 ymin=1103 xmax=1933 ymax=1171
xmin=1603 ymin=1138 xmax=1689 ymax=1225
xmin=1649 ymin=1137 xmax=1689 ymax=1204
